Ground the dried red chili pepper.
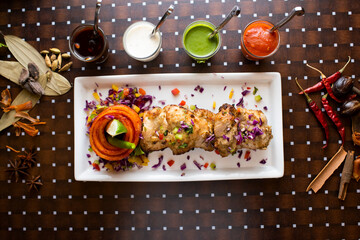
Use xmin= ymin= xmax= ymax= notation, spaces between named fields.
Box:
xmin=322 ymin=94 xmax=345 ymax=144
xmin=306 ymin=64 xmax=343 ymax=103
xmin=299 ymin=56 xmax=351 ymax=94
xmin=296 ymin=78 xmax=329 ymax=148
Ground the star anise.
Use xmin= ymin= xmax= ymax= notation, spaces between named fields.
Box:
xmin=18 ymin=148 xmax=37 ymax=168
xmin=26 ymin=175 xmax=43 ymax=191
xmin=6 ymin=159 xmax=29 ymax=182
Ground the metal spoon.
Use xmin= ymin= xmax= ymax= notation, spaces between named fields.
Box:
xmin=93 ymin=0 xmax=102 ymax=35
xmin=269 ymin=6 xmax=305 ymax=33
xmin=151 ymin=5 xmax=175 ymax=37
xmin=208 ymin=6 xmax=241 ymax=39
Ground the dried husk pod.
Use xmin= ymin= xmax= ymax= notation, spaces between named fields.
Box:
xmin=27 ymin=77 xmax=44 ymax=96
xmin=59 ymin=61 xmax=72 ymax=72
xmin=51 ymin=59 xmax=58 ymax=71
xmin=28 ymin=62 xmax=39 ymax=80
xmin=19 ymin=68 xmax=29 ymax=85
xmin=46 ymin=70 xmax=52 ymax=82
xmin=50 ymin=54 xmax=56 ymax=62
xmin=332 ymin=76 xmax=354 ymax=100
xmin=61 ymin=53 xmax=71 ymax=59
xmin=45 ymin=54 xmax=51 ymax=68
xmin=49 ymin=48 xmax=61 ymax=54
xmin=57 ymin=53 xmax=62 ymax=69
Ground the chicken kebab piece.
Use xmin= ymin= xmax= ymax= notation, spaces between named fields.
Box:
xmin=140 ymin=104 xmax=273 ymax=156
xmin=214 ymin=104 xmax=272 ymax=157
xmin=141 ymin=105 xmax=215 ymax=155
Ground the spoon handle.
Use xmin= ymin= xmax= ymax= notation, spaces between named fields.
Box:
xmin=94 ymin=0 xmax=102 ymax=33
xmin=208 ymin=6 xmax=241 ymax=39
xmin=270 ymin=6 xmax=305 ymax=32
xmin=151 ymin=5 xmax=175 ymax=36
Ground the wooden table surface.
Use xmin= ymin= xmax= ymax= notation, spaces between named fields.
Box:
xmin=1 ymin=0 xmax=359 ymax=239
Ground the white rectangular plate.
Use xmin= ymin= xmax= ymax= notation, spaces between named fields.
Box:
xmin=74 ymin=72 xmax=284 ymax=182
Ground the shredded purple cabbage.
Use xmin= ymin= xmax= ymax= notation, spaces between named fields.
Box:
xmin=194 ymin=85 xmax=204 ymax=93
xmin=187 ymin=155 xmax=190 ymax=160
xmin=193 ymin=160 xmax=202 ymax=170
xmin=191 ymin=119 xmax=194 ymax=126
xmin=162 ymin=165 xmax=166 ymax=171
xmin=222 ymin=135 xmax=230 ymax=142
xmin=199 ymin=155 xmax=204 ymax=160
xmin=205 ymin=134 xmax=215 ymax=143
xmin=259 ymin=118 xmax=263 ymax=126
xmin=237 ymin=162 xmax=241 ymax=168
xmin=241 ymin=90 xmax=250 ymax=96
xmin=263 ymin=106 xmax=268 ymax=111
xmin=152 ymin=155 xmax=164 ymax=169
xmin=180 ymin=163 xmax=186 ymax=171
xmin=246 ymin=157 xmax=251 ymax=161
xmin=260 ymin=159 xmax=267 ymax=164
xmin=86 ymin=154 xmax=91 ymax=158
xmin=238 ymin=150 xmax=243 ymax=159
xmin=158 ymin=86 xmax=161 ymax=90
xmin=223 ymin=86 xmax=227 ymax=91
xmin=253 ymin=127 xmax=263 ymax=136
xmin=236 ymin=97 xmax=244 ymax=107
xmin=248 ymin=114 xmax=253 ymax=119
xmin=252 ymin=120 xmax=259 ymax=125
xmin=235 ymin=133 xmax=243 ymax=144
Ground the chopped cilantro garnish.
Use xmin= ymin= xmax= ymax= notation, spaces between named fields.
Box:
xmin=179 ymin=143 xmax=188 ymax=148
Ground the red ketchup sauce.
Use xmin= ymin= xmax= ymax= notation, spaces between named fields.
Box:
xmin=241 ymin=21 xmax=280 ymax=60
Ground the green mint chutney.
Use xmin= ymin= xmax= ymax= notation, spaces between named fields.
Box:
xmin=183 ymin=24 xmax=219 ymax=57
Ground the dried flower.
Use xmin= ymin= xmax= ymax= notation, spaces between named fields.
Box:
xmin=26 ymin=175 xmax=42 ymax=191
xmin=13 ymin=121 xmax=39 ymax=136
xmin=15 ymin=111 xmax=42 ymax=124
xmin=3 ymin=100 xmax=32 ymax=113
xmin=18 ymin=148 xmax=37 ymax=168
xmin=6 ymin=159 xmax=29 ymax=182
xmin=0 ymin=89 xmax=11 ymax=107
xmin=6 ymin=145 xmax=20 ymax=153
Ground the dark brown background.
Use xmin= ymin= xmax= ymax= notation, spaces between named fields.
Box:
xmin=0 ymin=0 xmax=359 ymax=239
